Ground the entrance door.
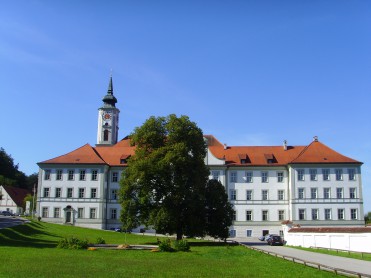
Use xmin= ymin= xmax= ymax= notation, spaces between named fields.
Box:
xmin=262 ymin=230 xmax=269 ymax=236
xmin=66 ymin=211 xmax=71 ymax=223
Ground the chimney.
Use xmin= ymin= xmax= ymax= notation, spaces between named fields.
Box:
xmin=313 ymin=136 xmax=318 ymax=142
xmin=224 ymin=143 xmax=228 ymax=150
xmin=283 ymin=140 xmax=287 ymax=151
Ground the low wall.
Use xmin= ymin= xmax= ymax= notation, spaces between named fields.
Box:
xmin=282 ymin=225 xmax=371 ymax=253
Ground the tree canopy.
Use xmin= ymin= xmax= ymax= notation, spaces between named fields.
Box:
xmin=0 ymin=147 xmax=37 ymax=189
xmin=119 ymin=114 xmax=233 ymax=240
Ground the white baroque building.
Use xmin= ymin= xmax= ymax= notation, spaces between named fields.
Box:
xmin=37 ymin=78 xmax=364 ymax=236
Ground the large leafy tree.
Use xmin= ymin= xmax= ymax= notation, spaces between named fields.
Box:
xmin=205 ymin=179 xmax=234 ymax=240
xmin=119 ymin=114 xmax=212 ymax=240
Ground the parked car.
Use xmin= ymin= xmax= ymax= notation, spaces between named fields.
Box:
xmin=1 ymin=211 xmax=13 ymax=216
xmin=267 ymin=235 xmax=284 ymax=246
xmin=264 ymin=234 xmax=274 ymax=241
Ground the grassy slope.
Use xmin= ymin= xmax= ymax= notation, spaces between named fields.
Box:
xmin=0 ymin=221 xmax=340 ymax=278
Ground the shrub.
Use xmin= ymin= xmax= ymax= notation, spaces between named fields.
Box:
xmin=57 ymin=236 xmax=89 ymax=249
xmin=158 ymin=238 xmax=174 ymax=252
xmin=95 ymin=237 xmax=106 ymax=244
xmin=173 ymin=239 xmax=190 ymax=252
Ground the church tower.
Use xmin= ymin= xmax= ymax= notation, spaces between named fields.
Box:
xmin=96 ymin=76 xmax=120 ymax=145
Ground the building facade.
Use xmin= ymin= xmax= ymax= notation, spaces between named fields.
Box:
xmin=37 ymin=78 xmax=364 ymax=236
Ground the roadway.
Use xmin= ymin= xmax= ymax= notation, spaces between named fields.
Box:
xmin=234 ymin=237 xmax=371 ymax=277
xmin=0 ymin=215 xmax=30 ymax=229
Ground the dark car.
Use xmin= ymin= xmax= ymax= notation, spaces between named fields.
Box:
xmin=1 ymin=211 xmax=13 ymax=216
xmin=267 ymin=235 xmax=284 ymax=246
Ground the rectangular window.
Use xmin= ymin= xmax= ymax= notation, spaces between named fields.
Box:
xmin=311 ymin=209 xmax=319 ymax=220
xmin=298 ymin=188 xmax=305 ymax=199
xmin=324 ymin=209 xmax=332 ymax=220
xmin=310 ymin=188 xmax=318 ymax=199
xmin=299 ymin=209 xmax=305 ymax=220
xmin=55 ymin=188 xmax=61 ymax=198
xmin=111 ymin=189 xmax=118 ymax=200
xmin=44 ymin=170 xmax=51 ymax=180
xmin=261 ymin=172 xmax=268 ymax=183
xmin=246 ymin=230 xmax=252 ymax=237
xmin=338 ymin=209 xmax=345 ymax=220
xmin=348 ymin=169 xmax=356 ymax=181
xmin=349 ymin=188 xmax=356 ymax=199
xmin=56 ymin=170 xmax=63 ymax=180
xmin=78 ymin=208 xmax=84 ymax=218
xmin=262 ymin=190 xmax=268 ymax=200
xmin=246 ymin=190 xmax=252 ymax=200
xmin=278 ymin=210 xmax=285 ymax=221
xmin=67 ymin=188 xmax=73 ymax=198
xmin=79 ymin=170 xmax=86 ymax=181
xmin=43 ymin=188 xmax=50 ymax=198
xmin=92 ymin=170 xmax=98 ymax=181
xmin=278 ymin=190 xmax=284 ymax=200
xmin=230 ymin=171 xmax=237 ymax=183
xmin=229 ymin=230 xmax=236 ymax=238
xmin=310 ymin=169 xmax=317 ymax=181
xmin=350 ymin=209 xmax=358 ymax=220
xmin=54 ymin=208 xmax=60 ymax=218
xmin=42 ymin=207 xmax=49 ymax=218
xmin=112 ymin=172 xmax=118 ymax=183
xmin=68 ymin=170 xmax=74 ymax=180
xmin=211 ymin=170 xmax=220 ymax=181
xmin=246 ymin=210 xmax=252 ymax=221
xmin=323 ymin=188 xmax=331 ymax=199
xmin=336 ymin=188 xmax=343 ymax=199
xmin=230 ymin=189 xmax=236 ymax=201
xmin=262 ymin=210 xmax=268 ymax=221
xmin=246 ymin=171 xmax=253 ymax=183
xmin=232 ymin=210 xmax=236 ymax=221
xmin=91 ymin=188 xmax=97 ymax=198
xmin=90 ymin=208 xmax=96 ymax=219
xmin=78 ymin=188 xmax=85 ymax=198
xmin=323 ymin=169 xmax=330 ymax=181
xmin=277 ymin=172 xmax=284 ymax=183
xmin=335 ymin=169 xmax=343 ymax=181
xmin=297 ymin=169 xmax=304 ymax=181
xmin=111 ymin=209 xmax=117 ymax=219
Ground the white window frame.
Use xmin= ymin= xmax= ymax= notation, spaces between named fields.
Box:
xmin=111 ymin=208 xmax=117 ymax=219
xmin=42 ymin=207 xmax=49 ymax=218
xmin=348 ymin=169 xmax=356 ymax=181
xmin=262 ymin=210 xmax=268 ymax=221
xmin=55 ymin=187 xmax=61 ymax=198
xmin=338 ymin=208 xmax=345 ymax=220
xmin=297 ymin=169 xmax=305 ymax=181
xmin=78 ymin=208 xmax=84 ymax=218
xmin=277 ymin=172 xmax=284 ymax=183
xmin=278 ymin=190 xmax=284 ymax=200
xmin=91 ymin=170 xmax=98 ymax=181
xmin=79 ymin=170 xmax=86 ymax=181
xmin=211 ymin=170 xmax=220 ymax=181
xmin=246 ymin=171 xmax=253 ymax=183
xmin=90 ymin=208 xmax=97 ymax=219
xmin=336 ymin=187 xmax=343 ymax=199
xmin=54 ymin=207 xmax=60 ymax=218
xmin=246 ymin=210 xmax=252 ymax=221
xmin=324 ymin=208 xmax=332 ymax=220
xmin=44 ymin=170 xmax=51 ymax=180
xmin=350 ymin=208 xmax=358 ymax=220
xmin=111 ymin=189 xmax=118 ymax=200
xmin=299 ymin=209 xmax=306 ymax=220
xmin=112 ymin=172 xmax=119 ymax=183
xmin=322 ymin=169 xmax=330 ymax=181
xmin=43 ymin=187 xmax=50 ymax=198
xmin=311 ymin=209 xmax=319 ymax=220
xmin=349 ymin=188 xmax=357 ymax=199
xmin=262 ymin=190 xmax=268 ymax=201
xmin=246 ymin=190 xmax=253 ymax=200
xmin=310 ymin=169 xmax=317 ymax=181
xmin=310 ymin=188 xmax=318 ymax=199
xmin=323 ymin=188 xmax=331 ymax=199
xmin=261 ymin=172 xmax=268 ymax=183
xmin=278 ymin=210 xmax=285 ymax=221
xmin=246 ymin=230 xmax=252 ymax=237
xmin=230 ymin=189 xmax=237 ymax=201
xmin=67 ymin=188 xmax=73 ymax=198
xmin=56 ymin=169 xmax=63 ymax=181
xmin=68 ymin=170 xmax=74 ymax=181
xmin=298 ymin=188 xmax=305 ymax=199
xmin=335 ymin=169 xmax=343 ymax=181
xmin=78 ymin=188 xmax=85 ymax=198
xmin=91 ymin=188 xmax=97 ymax=199
xmin=230 ymin=171 xmax=237 ymax=183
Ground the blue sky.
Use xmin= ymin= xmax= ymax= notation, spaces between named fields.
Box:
xmin=0 ymin=1 xmax=370 ymax=212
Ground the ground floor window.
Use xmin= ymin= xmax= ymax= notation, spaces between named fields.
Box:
xmin=350 ymin=209 xmax=358 ymax=220
xmin=298 ymin=209 xmax=305 ymax=220
xmin=246 ymin=230 xmax=252 ymax=237
xmin=338 ymin=209 xmax=345 ymax=220
xmin=53 ymin=208 xmax=60 ymax=218
xmin=42 ymin=207 xmax=49 ymax=218
xmin=78 ymin=208 xmax=84 ymax=218
xmin=229 ymin=230 xmax=236 ymax=238
xmin=111 ymin=209 xmax=117 ymax=219
xmin=90 ymin=208 xmax=97 ymax=219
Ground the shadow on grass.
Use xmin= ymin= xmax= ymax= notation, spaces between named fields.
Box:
xmin=188 ymin=241 xmax=238 ymax=247
xmin=0 ymin=221 xmax=60 ymax=248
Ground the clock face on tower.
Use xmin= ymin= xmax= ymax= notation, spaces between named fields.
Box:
xmin=103 ymin=112 xmax=112 ymax=120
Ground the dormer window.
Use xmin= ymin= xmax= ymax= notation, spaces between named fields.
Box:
xmin=264 ymin=154 xmax=276 ymax=164
xmin=238 ymin=154 xmax=250 ymax=164
xmin=120 ymin=154 xmax=131 ymax=164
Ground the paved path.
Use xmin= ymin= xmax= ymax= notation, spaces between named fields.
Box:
xmin=0 ymin=216 xmax=29 ymax=229
xmin=234 ymin=237 xmax=371 ymax=277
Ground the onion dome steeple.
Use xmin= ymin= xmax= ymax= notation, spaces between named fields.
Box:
xmin=102 ymin=76 xmax=117 ymax=108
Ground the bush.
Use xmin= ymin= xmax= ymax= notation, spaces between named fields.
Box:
xmin=158 ymin=238 xmax=174 ymax=252
xmin=173 ymin=239 xmax=190 ymax=252
xmin=57 ymin=237 xmax=89 ymax=249
xmin=95 ymin=237 xmax=106 ymax=244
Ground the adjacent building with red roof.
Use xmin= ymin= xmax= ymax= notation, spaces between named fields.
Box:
xmin=0 ymin=185 xmax=31 ymax=215
xmin=36 ymin=78 xmax=365 ymax=236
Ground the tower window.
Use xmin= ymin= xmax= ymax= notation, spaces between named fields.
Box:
xmin=104 ymin=130 xmax=109 ymax=141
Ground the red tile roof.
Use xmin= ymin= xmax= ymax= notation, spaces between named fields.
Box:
xmin=289 ymin=227 xmax=371 ymax=233
xmin=38 ymin=136 xmax=361 ymax=167
xmin=2 ymin=185 xmax=31 ymax=207
xmin=205 ymin=135 xmax=361 ymax=166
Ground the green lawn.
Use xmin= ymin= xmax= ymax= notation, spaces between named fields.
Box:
xmin=0 ymin=221 xmax=341 ymax=277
